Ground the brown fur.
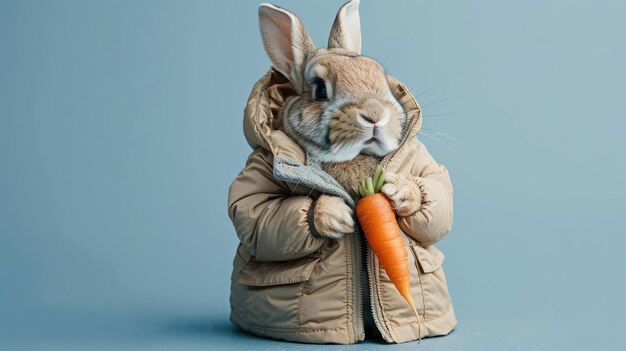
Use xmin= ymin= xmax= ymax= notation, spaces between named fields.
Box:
xmin=312 ymin=194 xmax=354 ymax=239
xmin=323 ymin=154 xmax=382 ymax=198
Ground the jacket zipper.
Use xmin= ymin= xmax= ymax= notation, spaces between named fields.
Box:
xmin=352 ymin=223 xmax=365 ymax=342
xmin=364 ymin=114 xmax=421 ymax=342
xmin=366 ymin=248 xmax=393 ymax=341
xmin=362 ymin=154 xmax=396 ymax=341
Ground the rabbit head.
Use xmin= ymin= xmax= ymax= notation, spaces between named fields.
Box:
xmin=259 ymin=0 xmax=406 ymax=163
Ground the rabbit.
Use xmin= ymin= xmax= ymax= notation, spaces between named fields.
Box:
xmin=227 ymin=1 xmax=456 ymax=342
xmin=259 ymin=0 xmax=423 ymax=240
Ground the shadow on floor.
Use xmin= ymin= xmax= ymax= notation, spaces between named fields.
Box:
xmin=4 ymin=308 xmax=462 ymax=350
xmin=158 ymin=315 xmax=248 ymax=339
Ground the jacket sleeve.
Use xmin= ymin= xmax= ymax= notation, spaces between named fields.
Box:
xmin=398 ymin=142 xmax=454 ymax=246
xmin=227 ymin=149 xmax=326 ymax=261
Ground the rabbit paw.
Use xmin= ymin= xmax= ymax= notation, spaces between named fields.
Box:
xmin=312 ymin=195 xmax=354 ymax=240
xmin=381 ymin=172 xmax=422 ymax=217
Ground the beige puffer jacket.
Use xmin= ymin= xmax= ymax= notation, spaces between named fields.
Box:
xmin=227 ymin=69 xmax=456 ymax=344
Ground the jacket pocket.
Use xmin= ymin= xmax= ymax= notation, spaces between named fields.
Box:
xmin=408 ymin=242 xmax=452 ymax=322
xmin=237 ymin=253 xmax=321 ymax=328
xmin=410 ymin=242 xmax=444 ymax=273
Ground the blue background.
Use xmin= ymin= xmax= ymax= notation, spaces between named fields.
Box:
xmin=1 ymin=0 xmax=625 ymax=350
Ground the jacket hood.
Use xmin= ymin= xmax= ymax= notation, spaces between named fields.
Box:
xmin=243 ymin=68 xmax=422 ymax=165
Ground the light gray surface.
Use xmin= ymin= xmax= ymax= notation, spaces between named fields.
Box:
xmin=1 ymin=0 xmax=625 ymax=350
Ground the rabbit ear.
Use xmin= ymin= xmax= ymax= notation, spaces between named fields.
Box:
xmin=328 ymin=0 xmax=361 ymax=54
xmin=259 ymin=3 xmax=315 ymax=93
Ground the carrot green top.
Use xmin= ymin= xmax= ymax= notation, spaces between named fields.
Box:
xmin=357 ymin=165 xmax=385 ymax=197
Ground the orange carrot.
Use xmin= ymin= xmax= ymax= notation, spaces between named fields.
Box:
xmin=356 ymin=165 xmax=422 ymax=341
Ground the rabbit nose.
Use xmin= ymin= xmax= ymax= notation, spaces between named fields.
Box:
xmin=357 ymin=109 xmax=390 ymax=127
xmin=360 ymin=114 xmax=380 ymax=124
xmin=359 ymin=98 xmax=388 ymax=126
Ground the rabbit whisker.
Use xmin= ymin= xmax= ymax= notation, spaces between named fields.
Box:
xmin=378 ymin=32 xmax=421 ymax=68
xmin=419 ymin=95 xmax=467 ymax=108
xmin=419 ymin=131 xmax=460 ymax=158
xmin=420 ymin=128 xmax=466 ymax=146
xmin=413 ymin=82 xmax=447 ymax=98
xmin=421 ymin=110 xmax=464 ymax=118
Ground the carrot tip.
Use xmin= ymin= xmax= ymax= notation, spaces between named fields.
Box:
xmin=401 ymin=292 xmax=422 ymax=342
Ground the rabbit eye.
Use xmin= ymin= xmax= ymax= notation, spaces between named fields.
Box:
xmin=313 ymin=79 xmax=328 ymax=101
